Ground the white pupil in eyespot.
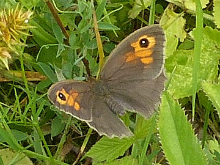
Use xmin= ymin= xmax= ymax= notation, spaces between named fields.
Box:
xmin=140 ymin=38 xmax=149 ymax=47
xmin=58 ymin=93 xmax=66 ymax=101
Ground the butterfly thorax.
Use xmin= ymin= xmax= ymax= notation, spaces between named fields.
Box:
xmin=92 ymin=80 xmax=125 ymax=115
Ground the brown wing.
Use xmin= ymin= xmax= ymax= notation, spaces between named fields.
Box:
xmin=104 ymin=71 xmax=166 ymax=119
xmin=99 ymin=25 xmax=166 ymax=119
xmin=100 ymin=25 xmax=165 ymax=82
xmin=48 ymin=80 xmax=94 ymax=122
xmin=87 ymin=96 xmax=133 ymax=138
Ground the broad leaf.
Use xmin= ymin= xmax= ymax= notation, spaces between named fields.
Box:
xmin=86 ymin=136 xmax=134 ymax=162
xmin=95 ymin=156 xmax=138 ymax=165
xmin=160 ymin=8 xmax=186 ymax=57
xmin=158 ymin=92 xmax=207 ymax=165
xmin=128 ymin=0 xmax=151 ymax=19
xmin=166 ymin=27 xmax=220 ymax=99
xmin=165 ymin=0 xmax=209 ymax=11
xmin=0 ymin=148 xmax=33 ymax=165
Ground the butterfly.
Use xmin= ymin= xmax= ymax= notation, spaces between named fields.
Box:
xmin=48 ymin=24 xmax=166 ymax=138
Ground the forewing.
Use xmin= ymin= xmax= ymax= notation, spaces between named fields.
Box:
xmin=48 ymin=80 xmax=94 ymax=121
xmin=87 ymin=96 xmax=133 ymax=138
xmin=105 ymin=71 xmax=166 ymax=118
xmin=100 ymin=25 xmax=165 ymax=82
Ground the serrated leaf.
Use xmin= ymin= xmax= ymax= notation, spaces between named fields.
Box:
xmin=160 ymin=7 xmax=186 ymax=57
xmin=158 ymin=92 xmax=207 ymax=165
xmin=95 ymin=156 xmax=138 ymax=165
xmin=86 ymin=136 xmax=134 ymax=162
xmin=213 ymin=0 xmax=220 ymax=28
xmin=166 ymin=27 xmax=220 ymax=99
xmin=202 ymin=81 xmax=220 ymax=117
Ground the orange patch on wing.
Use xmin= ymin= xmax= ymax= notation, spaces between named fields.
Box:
xmin=74 ymin=102 xmax=80 ymax=111
xmin=125 ymin=53 xmax=138 ymax=62
xmin=126 ymin=35 xmax=156 ymax=65
xmin=56 ymin=88 xmax=81 ymax=111
xmin=134 ymin=49 xmax=153 ymax=57
xmin=141 ymin=57 xmax=153 ymax=65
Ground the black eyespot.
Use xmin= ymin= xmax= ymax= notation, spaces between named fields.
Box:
xmin=139 ymin=38 xmax=149 ymax=48
xmin=58 ymin=92 xmax=66 ymax=101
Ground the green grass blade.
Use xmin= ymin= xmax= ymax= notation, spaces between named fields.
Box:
xmin=149 ymin=0 xmax=156 ymax=25
xmin=191 ymin=0 xmax=203 ymax=120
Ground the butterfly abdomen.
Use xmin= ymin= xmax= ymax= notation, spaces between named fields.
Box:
xmin=93 ymin=80 xmax=125 ymax=115
xmin=104 ymin=95 xmax=125 ymax=115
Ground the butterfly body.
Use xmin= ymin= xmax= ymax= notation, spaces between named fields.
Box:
xmin=48 ymin=25 xmax=166 ymax=138
xmin=92 ymin=80 xmax=125 ymax=115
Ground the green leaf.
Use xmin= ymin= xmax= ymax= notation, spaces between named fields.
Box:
xmin=166 ymin=27 xmax=220 ymax=99
xmin=165 ymin=0 xmax=209 ymax=11
xmin=32 ymin=129 xmax=44 ymax=155
xmin=11 ymin=130 xmax=28 ymax=142
xmin=205 ymin=140 xmax=220 ymax=165
xmin=214 ymin=0 xmax=220 ymax=28
xmin=52 ymin=22 xmax=64 ymax=43
xmin=0 ymin=129 xmax=28 ymax=142
xmin=0 ymin=148 xmax=33 ymax=165
xmin=208 ymin=139 xmax=220 ymax=154
xmin=30 ymin=20 xmax=57 ymax=46
xmin=78 ymin=0 xmax=87 ymax=13
xmin=19 ymin=0 xmax=40 ymax=9
xmin=51 ymin=116 xmax=65 ymax=137
xmin=86 ymin=136 xmax=134 ymax=162
xmin=98 ymin=22 xmax=120 ymax=30
xmin=36 ymin=79 xmax=52 ymax=92
xmin=203 ymin=25 xmax=220 ymax=45
xmin=37 ymin=62 xmax=58 ymax=83
xmin=131 ymin=115 xmax=157 ymax=164
xmin=158 ymin=92 xmax=207 ymax=165
xmin=0 ymin=127 xmax=20 ymax=151
xmin=95 ymin=156 xmax=138 ymax=165
xmin=96 ymin=0 xmax=107 ymax=20
xmin=36 ymin=45 xmax=60 ymax=63
xmin=69 ymin=31 xmax=80 ymax=49
xmin=128 ymin=0 xmax=151 ymax=19
xmin=134 ymin=114 xmax=157 ymax=139
xmin=202 ymin=81 xmax=220 ymax=117
xmin=160 ymin=8 xmax=186 ymax=57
